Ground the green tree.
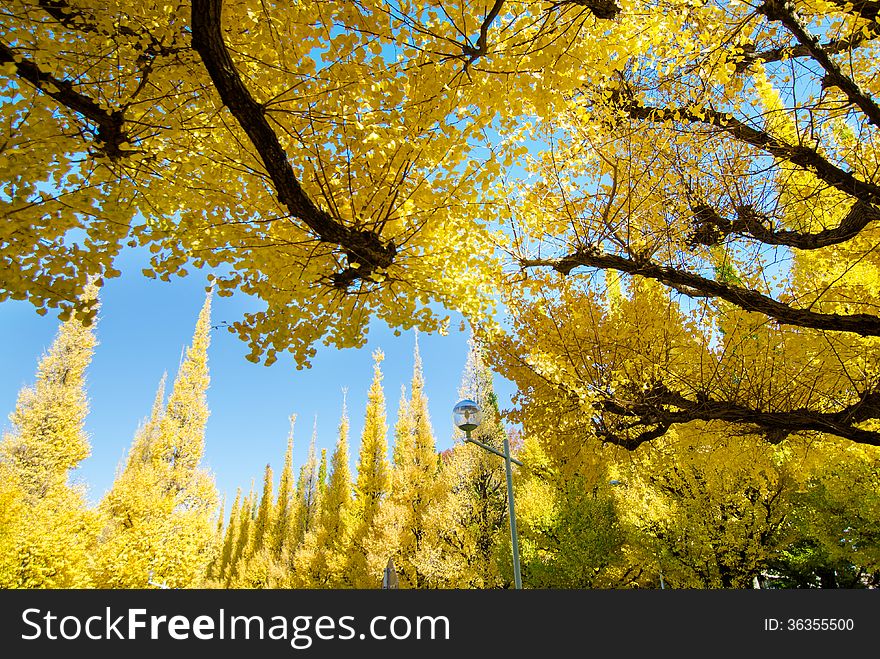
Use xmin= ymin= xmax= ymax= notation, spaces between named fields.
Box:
xmin=515 ymin=462 xmax=631 ymax=588
xmin=767 ymin=441 xmax=880 ymax=588
xmin=622 ymin=426 xmax=795 ymax=589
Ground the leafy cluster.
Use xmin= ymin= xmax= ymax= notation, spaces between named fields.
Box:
xmin=2 ymin=295 xmax=877 ymax=589
xmin=6 ymin=0 xmax=880 ymax=587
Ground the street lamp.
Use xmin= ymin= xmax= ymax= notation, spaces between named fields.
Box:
xmin=453 ymin=399 xmax=523 ymax=590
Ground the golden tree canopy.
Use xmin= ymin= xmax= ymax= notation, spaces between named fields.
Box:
xmin=5 ymin=0 xmax=880 ymax=447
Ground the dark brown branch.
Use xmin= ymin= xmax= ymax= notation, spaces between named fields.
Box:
xmin=734 ymin=37 xmax=873 ymax=73
xmin=549 ymin=0 xmax=621 ymax=20
xmin=0 ymin=41 xmax=128 ymax=160
xmin=462 ymin=0 xmax=506 ymax=62
xmin=37 ymin=0 xmax=99 ymax=33
xmin=594 ymin=383 xmax=880 ymax=448
xmin=826 ymin=0 xmax=880 ymax=21
xmin=689 ymin=200 xmax=880 ymax=249
xmin=37 ymin=0 xmax=184 ymax=55
xmin=190 ymin=0 xmax=396 ymax=288
xmin=616 ymin=96 xmax=880 ymax=205
xmin=520 ymin=249 xmax=880 ymax=336
xmin=759 ymin=0 xmax=880 ymax=125
xmin=734 ymin=0 xmax=880 ymax=72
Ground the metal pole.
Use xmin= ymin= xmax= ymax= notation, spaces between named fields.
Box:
xmin=464 ymin=436 xmax=524 ymax=466
xmin=503 ymin=434 xmax=523 ymax=590
xmin=465 ymin=429 xmax=523 ymax=589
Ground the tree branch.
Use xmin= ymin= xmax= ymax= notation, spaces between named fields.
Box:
xmin=520 ymin=249 xmax=880 ymax=336
xmin=614 ymin=95 xmax=880 ymax=205
xmin=758 ymin=0 xmax=880 ymax=125
xmin=594 ymin=382 xmax=880 ymax=448
xmin=37 ymin=0 xmax=100 ymax=33
xmin=36 ymin=0 xmax=186 ymax=56
xmin=733 ymin=36 xmax=874 ymax=73
xmin=189 ymin=0 xmax=396 ymax=288
xmin=0 ymin=41 xmax=128 ymax=160
xmin=734 ymin=2 xmax=880 ymax=71
xmin=826 ymin=0 xmax=880 ymax=21
xmin=688 ymin=199 xmax=880 ymax=249
xmin=548 ymin=0 xmax=621 ymax=20
xmin=462 ymin=0 xmax=506 ymax=62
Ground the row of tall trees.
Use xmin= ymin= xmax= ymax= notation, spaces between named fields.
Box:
xmin=206 ymin=334 xmax=515 ymax=589
xmin=0 ymin=287 xmax=217 ymax=588
xmin=1 ymin=289 xmax=877 ymax=588
xmin=0 ymin=287 xmax=515 ymax=588
xmin=5 ymin=5 xmax=880 ymax=588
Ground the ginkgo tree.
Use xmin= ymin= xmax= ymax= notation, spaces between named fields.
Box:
xmin=6 ymin=0 xmax=880 ymax=453
xmin=0 ymin=283 xmax=100 ymax=587
xmin=478 ymin=0 xmax=880 ymax=452
xmin=1 ymin=0 xmax=501 ymax=367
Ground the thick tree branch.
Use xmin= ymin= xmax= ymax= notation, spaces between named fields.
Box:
xmin=36 ymin=0 xmax=185 ymax=56
xmin=0 ymin=41 xmax=128 ymax=160
xmin=594 ymin=383 xmax=880 ymax=448
xmin=826 ymin=0 xmax=880 ymax=21
xmin=37 ymin=0 xmax=100 ymax=33
xmin=759 ymin=0 xmax=880 ymax=125
xmin=689 ymin=199 xmax=880 ymax=249
xmin=615 ymin=96 xmax=880 ymax=205
xmin=734 ymin=0 xmax=880 ymax=72
xmin=190 ymin=0 xmax=396 ymax=288
xmin=520 ymin=249 xmax=880 ymax=336
xmin=734 ymin=36 xmax=873 ymax=73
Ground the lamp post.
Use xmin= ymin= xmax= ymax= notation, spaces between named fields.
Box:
xmin=453 ymin=398 xmax=523 ymax=590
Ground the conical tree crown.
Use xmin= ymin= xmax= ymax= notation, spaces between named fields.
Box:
xmin=291 ymin=420 xmax=321 ymax=545
xmin=392 ymin=384 xmax=413 ymax=476
xmin=153 ymin=292 xmax=212 ymax=477
xmin=382 ymin=332 xmax=443 ymax=588
xmin=93 ymin=290 xmax=218 ymax=589
xmin=355 ymin=350 xmax=390 ymax=517
xmin=123 ymin=374 xmax=167 ymax=473
xmin=457 ymin=335 xmax=507 ymax=449
xmin=251 ymin=464 xmax=275 ymax=555
xmin=0 ymin=283 xmax=100 ymax=588
xmin=292 ymin=397 xmax=355 ymax=587
xmin=319 ymin=397 xmax=353 ymax=535
xmin=217 ymin=488 xmax=242 ymax=582
xmin=2 ymin=283 xmax=99 ymax=498
xmin=273 ymin=415 xmax=297 ymax=555
xmin=409 ymin=331 xmax=438 ymax=471
xmin=413 ymin=334 xmax=510 ymax=588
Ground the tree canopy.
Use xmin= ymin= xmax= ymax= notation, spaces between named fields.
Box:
xmin=4 ymin=0 xmax=880 ymax=450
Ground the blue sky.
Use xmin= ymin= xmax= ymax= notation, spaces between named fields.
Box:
xmin=0 ymin=246 xmax=518 ymax=508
